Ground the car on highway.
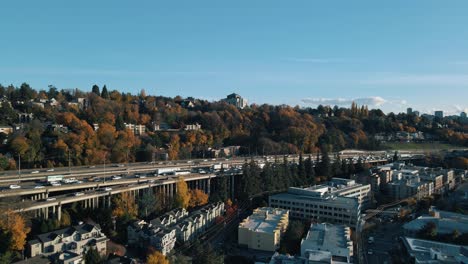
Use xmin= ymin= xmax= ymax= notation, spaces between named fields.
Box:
xmin=34 ymin=185 xmax=45 ymax=189
xmin=88 ymin=166 xmax=96 ymax=168
xmin=9 ymin=184 xmax=21 ymax=189
xmin=104 ymin=187 xmax=112 ymax=191
xmin=49 ymin=182 xmax=61 ymax=187
xmin=112 ymin=176 xmax=122 ymax=180
xmin=46 ymin=168 xmax=55 ymax=172
xmin=113 ymin=164 xmax=125 ymax=167
xmin=31 ymin=170 xmax=40 ymax=174
xmin=74 ymin=192 xmax=84 ymax=196
xmin=135 ymin=174 xmax=146 ymax=178
xmin=46 ymin=197 xmax=56 ymax=201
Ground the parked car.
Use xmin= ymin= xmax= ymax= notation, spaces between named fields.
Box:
xmin=74 ymin=192 xmax=84 ymax=196
xmin=31 ymin=170 xmax=39 ymax=174
xmin=34 ymin=185 xmax=45 ymax=189
xmin=112 ymin=176 xmax=122 ymax=180
xmin=46 ymin=168 xmax=55 ymax=172
xmin=9 ymin=184 xmax=21 ymax=189
xmin=46 ymin=197 xmax=56 ymax=201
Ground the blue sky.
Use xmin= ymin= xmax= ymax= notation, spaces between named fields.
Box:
xmin=1 ymin=1 xmax=468 ymax=114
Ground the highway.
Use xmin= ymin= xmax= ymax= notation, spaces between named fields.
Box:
xmin=0 ymin=150 xmax=399 ymax=185
xmin=11 ymin=173 xmax=215 ymax=213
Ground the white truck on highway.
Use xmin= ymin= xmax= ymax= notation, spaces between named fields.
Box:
xmin=47 ymin=175 xmax=64 ymax=182
xmin=155 ymin=167 xmax=180 ymax=175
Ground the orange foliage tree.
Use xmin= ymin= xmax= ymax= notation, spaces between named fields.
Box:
xmin=0 ymin=210 xmax=31 ymax=251
xmin=146 ymin=250 xmax=169 ymax=264
xmin=112 ymin=192 xmax=138 ymax=219
xmin=188 ymin=189 xmax=209 ymax=208
xmin=175 ymin=178 xmax=190 ymax=209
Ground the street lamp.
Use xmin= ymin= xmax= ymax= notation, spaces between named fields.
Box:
xmin=112 ymin=215 xmax=117 ymax=231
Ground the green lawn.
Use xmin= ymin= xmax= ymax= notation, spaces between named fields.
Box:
xmin=383 ymin=142 xmax=466 ymax=151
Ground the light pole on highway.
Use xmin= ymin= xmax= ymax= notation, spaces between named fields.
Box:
xmin=17 ymin=154 xmax=21 ymax=182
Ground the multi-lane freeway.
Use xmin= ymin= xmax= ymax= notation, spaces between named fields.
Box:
xmin=0 ymin=150 xmax=401 ymax=185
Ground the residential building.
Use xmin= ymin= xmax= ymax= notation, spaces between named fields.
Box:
xmin=375 ymin=164 xmax=457 ymax=200
xmin=402 ymin=237 xmax=468 ymax=263
xmin=150 ymin=208 xmax=188 ymax=227
xmin=128 ymin=203 xmax=224 ymax=252
xmin=26 ymin=223 xmax=108 ymax=258
xmin=18 ymin=112 xmax=33 ymax=123
xmin=403 ymin=207 xmax=468 ymax=236
xmin=124 ymin=123 xmax=146 ymax=135
xmin=269 ymin=187 xmax=361 ymax=227
xmin=435 ymin=111 xmax=444 ymax=118
xmin=462 ymin=112 xmax=467 ymax=119
xmin=223 ymin=93 xmax=248 ymax=109
xmin=0 ymin=125 xmax=13 ymax=135
xmin=407 ymin=108 xmax=413 ymax=115
xmin=238 ymin=207 xmax=289 ymax=252
xmin=184 ymin=123 xmax=201 ymax=131
xmin=300 ymin=223 xmax=353 ymax=263
xmin=127 ymin=220 xmax=176 ymax=255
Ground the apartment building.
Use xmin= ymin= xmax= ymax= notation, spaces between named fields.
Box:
xmin=127 ymin=221 xmax=176 ymax=255
xmin=128 ymin=202 xmax=225 ymax=252
xmin=27 ymin=223 xmax=108 ymax=258
xmin=238 ymin=207 xmax=289 ymax=252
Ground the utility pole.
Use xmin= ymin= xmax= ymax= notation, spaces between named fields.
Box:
xmin=68 ymin=148 xmax=71 ymax=174
xmin=18 ymin=154 xmax=21 ymax=182
xmin=103 ymin=153 xmax=106 ymax=183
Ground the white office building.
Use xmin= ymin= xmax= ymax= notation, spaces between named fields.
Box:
xmin=269 ymin=179 xmax=366 ymax=227
xmin=301 ymin=223 xmax=353 ymax=263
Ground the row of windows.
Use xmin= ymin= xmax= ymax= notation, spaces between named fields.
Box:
xmin=270 ymin=201 xmax=351 ymax=212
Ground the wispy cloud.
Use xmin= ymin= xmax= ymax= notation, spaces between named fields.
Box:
xmin=301 ymin=96 xmax=387 ymax=107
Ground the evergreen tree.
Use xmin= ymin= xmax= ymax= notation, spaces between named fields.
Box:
xmin=304 ymin=155 xmax=315 ymax=185
xmin=91 ymin=84 xmax=100 ymax=96
xmin=84 ymin=248 xmax=102 ymax=264
xmin=101 ymin=85 xmax=109 ymax=99
xmin=317 ymin=145 xmax=331 ymax=179
xmin=297 ymin=154 xmax=306 ymax=185
xmin=139 ymin=189 xmax=157 ymax=218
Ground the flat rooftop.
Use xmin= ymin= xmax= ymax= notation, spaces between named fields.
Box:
xmin=301 ymin=223 xmax=353 ymax=258
xmin=239 ymin=207 xmax=288 ymax=234
xmin=402 ymin=237 xmax=468 ymax=263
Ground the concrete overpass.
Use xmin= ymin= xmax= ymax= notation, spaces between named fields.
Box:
xmin=8 ymin=173 xmax=237 ymax=222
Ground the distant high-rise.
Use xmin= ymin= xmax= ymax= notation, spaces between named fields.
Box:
xmin=435 ymin=111 xmax=444 ymax=118
xmin=461 ymin=112 xmax=467 ymax=119
xmin=407 ymin=108 xmax=413 ymax=115
xmin=413 ymin=111 xmax=420 ymax=117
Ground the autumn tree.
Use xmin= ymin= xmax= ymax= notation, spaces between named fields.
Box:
xmin=175 ymin=178 xmax=190 ymax=209
xmin=189 ymin=189 xmax=209 ymax=208
xmin=112 ymin=192 xmax=138 ymax=219
xmin=147 ymin=250 xmax=169 ymax=264
xmin=0 ymin=210 xmax=31 ymax=251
